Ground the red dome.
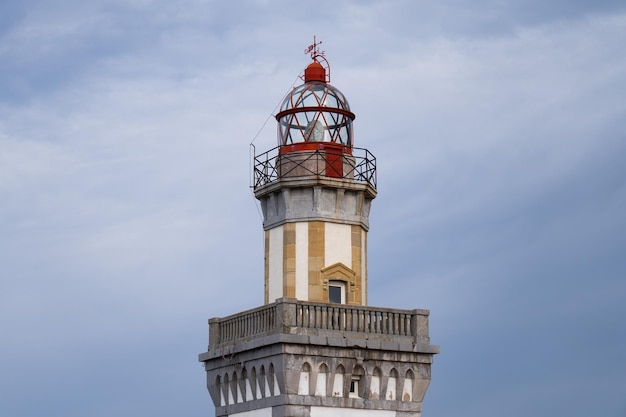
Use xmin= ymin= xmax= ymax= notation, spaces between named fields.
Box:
xmin=304 ymin=61 xmax=326 ymax=82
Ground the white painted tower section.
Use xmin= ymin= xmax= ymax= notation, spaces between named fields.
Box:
xmin=295 ymin=222 xmax=308 ymax=300
xmin=324 ymin=222 xmax=352 ymax=267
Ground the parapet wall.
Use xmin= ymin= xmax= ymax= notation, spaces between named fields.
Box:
xmin=203 ymin=298 xmax=436 ymax=357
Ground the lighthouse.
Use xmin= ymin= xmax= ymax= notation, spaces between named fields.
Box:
xmin=199 ymin=40 xmax=439 ymax=417
xmin=255 ymin=40 xmax=375 ymax=307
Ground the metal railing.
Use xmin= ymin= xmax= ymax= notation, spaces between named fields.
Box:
xmin=252 ymin=146 xmax=377 ymax=190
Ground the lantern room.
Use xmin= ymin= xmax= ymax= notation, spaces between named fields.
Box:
xmin=252 ymin=38 xmax=377 ymax=189
xmin=276 ymin=59 xmax=355 ymax=154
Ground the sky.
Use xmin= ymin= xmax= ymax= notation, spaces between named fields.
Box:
xmin=1 ymin=1 xmax=625 ymax=416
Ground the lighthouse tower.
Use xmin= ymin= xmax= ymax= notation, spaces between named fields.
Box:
xmin=256 ymin=42 xmax=375 ymax=307
xmin=199 ymin=40 xmax=439 ymax=417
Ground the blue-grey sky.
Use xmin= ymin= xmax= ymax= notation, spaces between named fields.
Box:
xmin=1 ymin=1 xmax=625 ymax=416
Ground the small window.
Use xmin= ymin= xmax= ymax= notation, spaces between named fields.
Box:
xmin=349 ymin=377 xmax=360 ymax=398
xmin=328 ymin=280 xmax=345 ymax=303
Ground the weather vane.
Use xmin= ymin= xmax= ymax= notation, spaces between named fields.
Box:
xmin=304 ymin=36 xmax=325 ymax=61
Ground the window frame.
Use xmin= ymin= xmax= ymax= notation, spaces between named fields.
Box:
xmin=328 ymin=280 xmax=346 ymax=303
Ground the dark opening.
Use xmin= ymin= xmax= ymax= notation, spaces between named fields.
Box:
xmin=329 ymin=285 xmax=342 ymax=303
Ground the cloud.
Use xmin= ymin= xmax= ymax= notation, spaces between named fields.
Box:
xmin=1 ymin=2 xmax=625 ymax=417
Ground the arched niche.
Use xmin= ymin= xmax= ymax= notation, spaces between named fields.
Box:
xmin=241 ymin=368 xmax=252 ymax=402
xmin=232 ymin=371 xmax=243 ymax=404
xmin=215 ymin=375 xmax=226 ymax=406
xmin=224 ymin=373 xmax=233 ymax=405
xmin=370 ymin=367 xmax=382 ymax=400
xmin=299 ymin=362 xmax=311 ymax=395
xmin=269 ymin=363 xmax=280 ymax=396
xmin=315 ymin=363 xmax=329 ymax=396
xmin=332 ymin=364 xmax=345 ymax=397
xmin=386 ymin=368 xmax=398 ymax=401
xmin=260 ymin=365 xmax=270 ymax=398
xmin=250 ymin=367 xmax=258 ymax=401
xmin=403 ymin=369 xmax=415 ymax=401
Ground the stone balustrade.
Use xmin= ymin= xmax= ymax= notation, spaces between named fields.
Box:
xmin=208 ymin=298 xmax=432 ymax=351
